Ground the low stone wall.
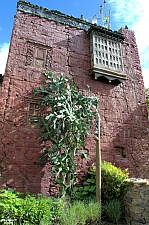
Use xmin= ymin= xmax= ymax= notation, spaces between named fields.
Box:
xmin=124 ymin=178 xmax=149 ymax=225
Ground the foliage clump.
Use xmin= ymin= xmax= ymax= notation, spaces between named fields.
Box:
xmin=33 ymin=72 xmax=99 ymax=196
xmin=100 ymin=161 xmax=129 ymax=202
xmin=0 ymin=189 xmax=101 ymax=225
xmin=72 ymin=161 xmax=129 ymax=203
xmin=0 ymin=189 xmax=63 ymax=225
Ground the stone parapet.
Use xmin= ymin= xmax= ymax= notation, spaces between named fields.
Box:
xmin=17 ymin=0 xmax=124 ymax=40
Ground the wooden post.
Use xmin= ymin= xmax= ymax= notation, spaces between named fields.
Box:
xmin=96 ymin=113 xmax=101 ymax=204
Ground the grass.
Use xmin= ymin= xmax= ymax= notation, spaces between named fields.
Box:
xmin=59 ymin=200 xmax=101 ymax=225
xmin=102 ymin=199 xmax=122 ymax=225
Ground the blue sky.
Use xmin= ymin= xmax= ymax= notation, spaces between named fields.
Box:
xmin=0 ymin=0 xmax=149 ymax=87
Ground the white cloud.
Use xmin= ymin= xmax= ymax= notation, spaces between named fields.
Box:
xmin=108 ymin=0 xmax=149 ymax=88
xmin=0 ymin=43 xmax=9 ymax=75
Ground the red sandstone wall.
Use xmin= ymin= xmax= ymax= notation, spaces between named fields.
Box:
xmin=0 ymin=10 xmax=148 ymax=195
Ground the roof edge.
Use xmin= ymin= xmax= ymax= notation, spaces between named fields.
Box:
xmin=17 ymin=0 xmax=124 ymax=40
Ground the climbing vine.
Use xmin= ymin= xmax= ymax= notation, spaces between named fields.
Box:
xmin=33 ymin=72 xmax=99 ymax=196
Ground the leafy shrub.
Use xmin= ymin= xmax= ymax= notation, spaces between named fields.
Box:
xmin=100 ymin=161 xmax=129 ymax=202
xmin=71 ymin=178 xmax=96 ymax=201
xmin=72 ymin=161 xmax=129 ymax=202
xmin=20 ymin=193 xmax=57 ymax=224
xmin=0 ymin=189 xmax=101 ymax=225
xmin=0 ymin=189 xmax=23 ymax=224
xmin=102 ymin=199 xmax=122 ymax=225
xmin=0 ymin=190 xmax=63 ymax=225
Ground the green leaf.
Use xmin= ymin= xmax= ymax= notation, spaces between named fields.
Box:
xmin=81 ymin=152 xmax=88 ymax=159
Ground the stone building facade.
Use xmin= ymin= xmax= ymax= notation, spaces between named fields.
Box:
xmin=0 ymin=0 xmax=148 ymax=195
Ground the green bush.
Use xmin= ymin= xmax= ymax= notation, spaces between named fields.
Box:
xmin=0 ymin=189 xmax=101 ymax=225
xmin=71 ymin=178 xmax=96 ymax=202
xmin=72 ymin=161 xmax=129 ymax=202
xmin=0 ymin=190 xmax=63 ymax=225
xmin=101 ymin=161 xmax=129 ymax=202
xmin=0 ymin=189 xmax=24 ymax=224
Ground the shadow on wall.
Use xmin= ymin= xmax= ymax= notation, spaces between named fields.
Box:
xmin=0 ymin=90 xmax=59 ymax=196
xmin=76 ymin=75 xmax=149 ymax=178
xmin=112 ymin=103 xmax=149 ymax=178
